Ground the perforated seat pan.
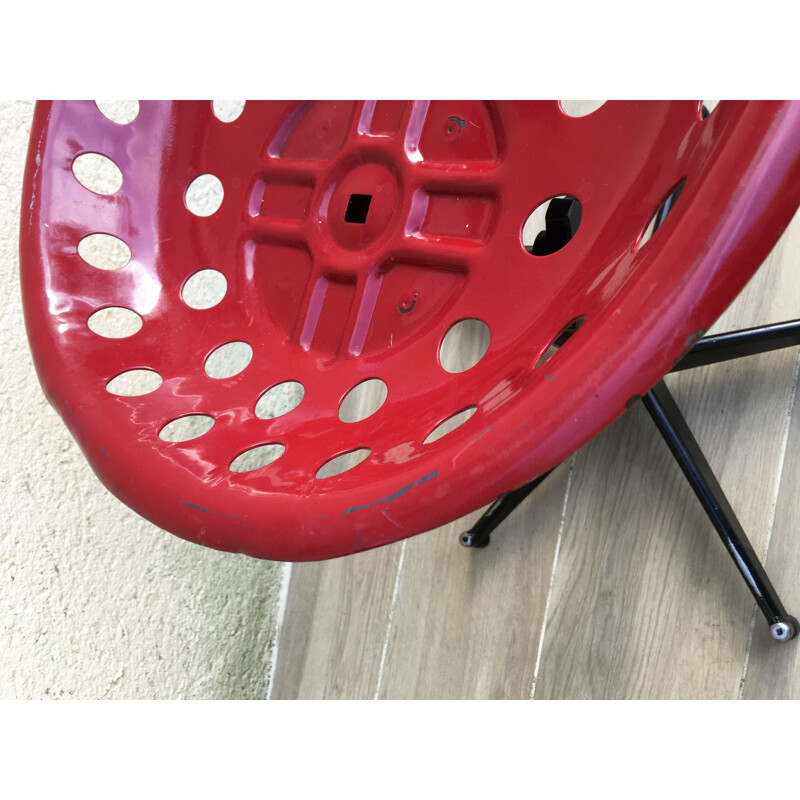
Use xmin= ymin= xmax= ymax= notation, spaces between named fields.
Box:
xmin=20 ymin=101 xmax=800 ymax=560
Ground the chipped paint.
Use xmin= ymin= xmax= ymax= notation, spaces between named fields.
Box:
xmin=380 ymin=507 xmax=403 ymax=528
xmin=26 ymin=110 xmax=49 ymax=231
xmin=179 ymin=501 xmax=238 ymax=520
xmin=686 ymin=328 xmax=707 ymax=349
xmin=63 ymin=401 xmax=84 ymax=431
xmin=344 ymin=469 xmax=439 ymax=515
xmin=671 ymin=328 xmax=709 ymax=369
xmin=625 ymin=394 xmax=642 ymax=410
xmin=471 ymin=425 xmax=493 ymax=442
xmin=29 ymin=151 xmax=40 ymax=212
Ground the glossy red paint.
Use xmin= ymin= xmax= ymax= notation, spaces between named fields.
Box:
xmin=19 ymin=101 xmax=800 ymax=561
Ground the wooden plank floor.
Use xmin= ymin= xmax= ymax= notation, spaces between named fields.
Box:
xmin=271 ymin=207 xmax=800 ymax=700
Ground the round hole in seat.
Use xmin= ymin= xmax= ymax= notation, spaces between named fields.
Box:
xmin=522 ymin=195 xmax=582 ymax=256
xmin=212 ymin=101 xmax=245 ymax=122
xmin=185 ymin=174 xmax=224 ymax=217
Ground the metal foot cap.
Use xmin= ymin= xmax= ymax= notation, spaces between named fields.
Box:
xmin=459 ymin=530 xmax=490 ymax=549
xmin=770 ymin=617 xmax=798 ymax=642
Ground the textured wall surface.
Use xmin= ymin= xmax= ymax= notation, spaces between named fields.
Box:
xmin=1 ymin=100 xmax=284 ymax=699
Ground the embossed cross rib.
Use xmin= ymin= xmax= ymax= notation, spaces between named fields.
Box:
xmin=246 ymin=100 xmax=502 ymax=360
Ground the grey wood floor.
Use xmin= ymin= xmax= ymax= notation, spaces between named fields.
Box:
xmin=270 ymin=208 xmax=800 ymax=700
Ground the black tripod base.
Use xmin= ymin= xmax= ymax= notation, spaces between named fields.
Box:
xmin=460 ymin=320 xmax=800 ymax=644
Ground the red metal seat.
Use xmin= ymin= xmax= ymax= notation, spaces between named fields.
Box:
xmin=20 ymin=100 xmax=800 ymax=562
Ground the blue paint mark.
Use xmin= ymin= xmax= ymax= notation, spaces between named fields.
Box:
xmin=99 ymin=446 xmax=108 ymax=456
xmin=180 ymin=501 xmax=238 ymax=520
xmin=471 ymin=425 xmax=493 ymax=442
xmin=344 ymin=469 xmax=439 ymax=515
xmin=64 ymin=401 xmax=84 ymax=431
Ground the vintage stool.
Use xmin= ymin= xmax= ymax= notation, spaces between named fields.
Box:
xmin=20 ymin=100 xmax=800 ymax=641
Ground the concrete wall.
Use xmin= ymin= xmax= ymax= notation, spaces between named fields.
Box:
xmin=0 ymin=100 xmax=284 ymax=699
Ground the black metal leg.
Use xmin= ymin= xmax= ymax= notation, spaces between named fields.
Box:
xmin=459 ymin=467 xmax=556 ymax=548
xmin=672 ymin=319 xmax=800 ymax=372
xmin=642 ymin=380 xmax=798 ymax=642
xmin=459 ymin=316 xmax=800 ymax=643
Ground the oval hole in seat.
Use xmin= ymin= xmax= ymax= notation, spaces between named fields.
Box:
xmin=204 ymin=342 xmax=253 ymax=379
xmin=339 ymin=379 xmax=388 ymax=423
xmin=423 ymin=406 xmax=477 ymax=444
xmin=230 ymin=443 xmax=285 ymax=473
xmin=636 ymin=179 xmax=686 ymax=251
xmin=534 ymin=316 xmax=586 ymax=368
xmin=255 ymin=381 xmax=304 ymax=419
xmin=106 ymin=369 xmax=162 ymax=396
xmin=72 ymin=153 xmax=123 ymax=195
xmin=88 ymin=307 xmax=142 ymax=338
xmin=95 ymin=100 xmax=139 ymax=124
xmin=439 ymin=320 xmax=490 ymax=374
xmin=78 ymin=233 xmax=131 ymax=270
xmin=559 ymin=100 xmax=606 ymax=117
xmin=182 ymin=269 xmax=227 ymax=309
xmin=159 ymin=415 xmax=215 ymax=442
xmin=316 ymin=448 xmax=371 ymax=479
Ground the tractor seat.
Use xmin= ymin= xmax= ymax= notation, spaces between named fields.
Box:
xmin=20 ymin=100 xmax=800 ymax=560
